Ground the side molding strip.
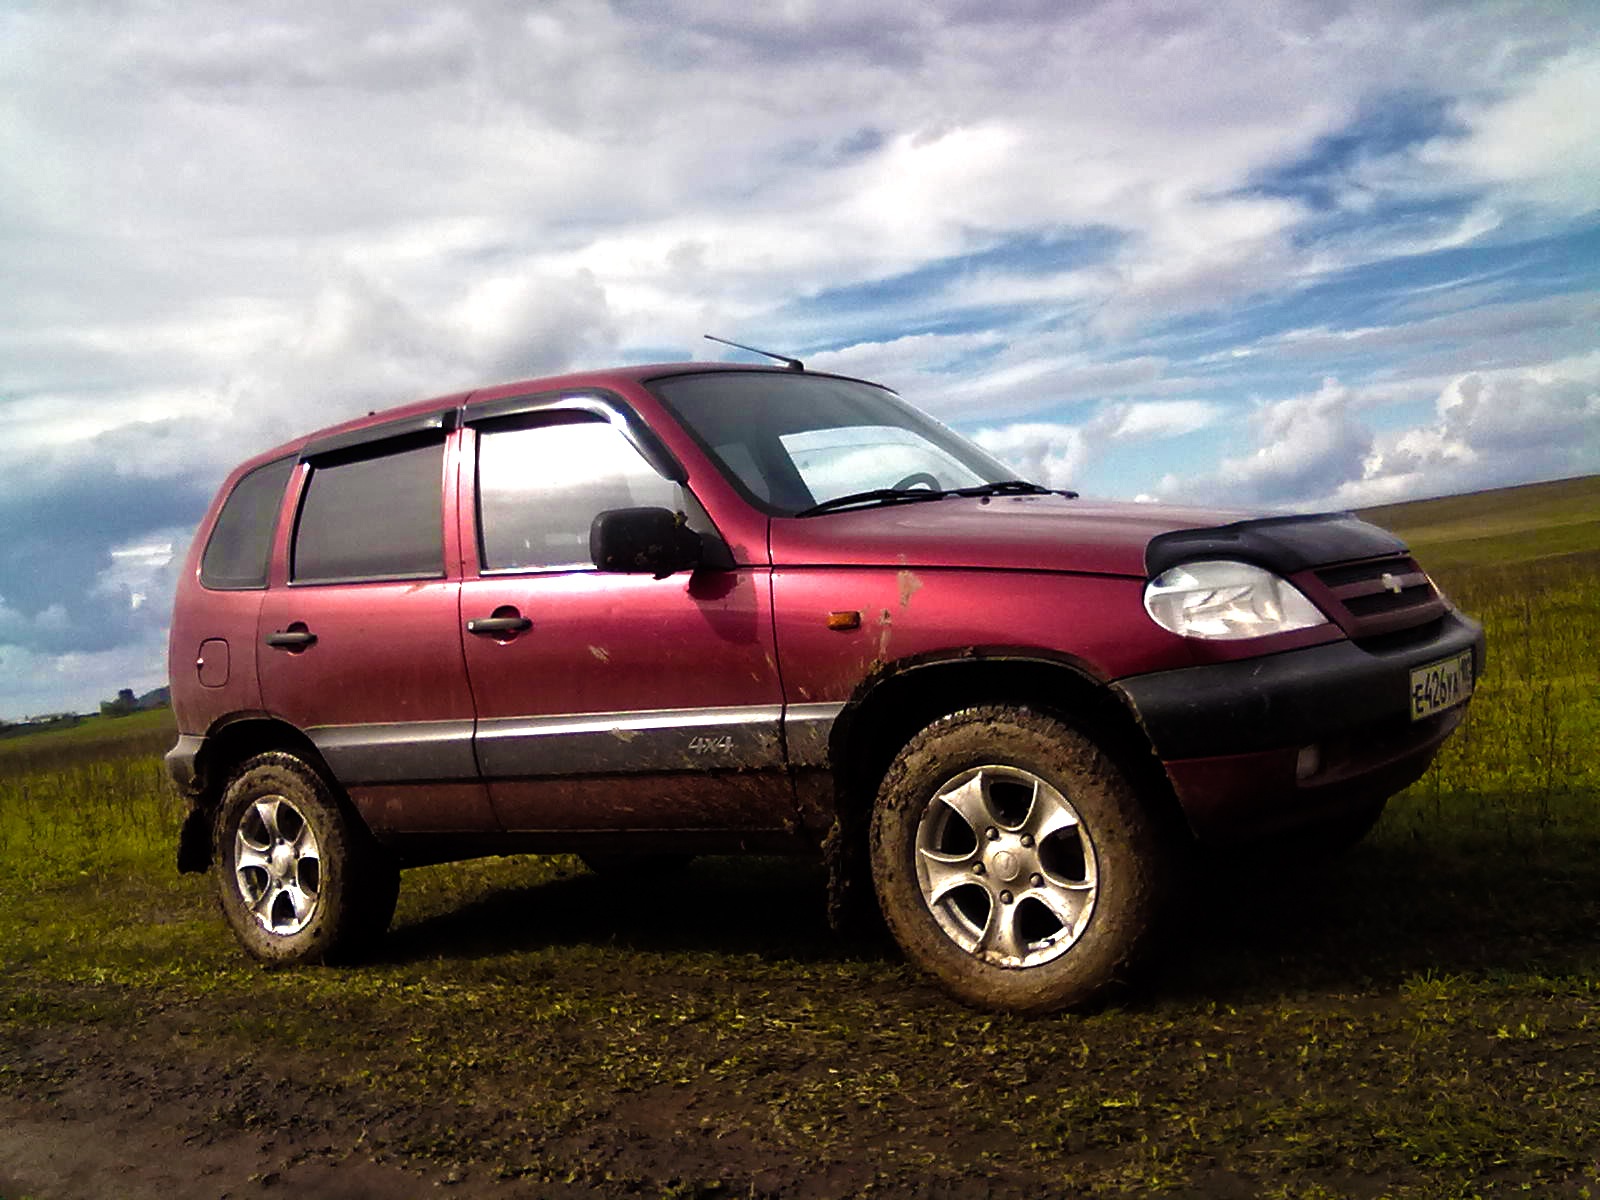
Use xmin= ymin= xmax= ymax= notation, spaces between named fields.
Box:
xmin=307 ymin=701 xmax=847 ymax=783
xmin=784 ymin=701 xmax=845 ymax=768
xmin=476 ymin=705 xmax=786 ymax=777
xmin=309 ymin=720 xmax=478 ymax=784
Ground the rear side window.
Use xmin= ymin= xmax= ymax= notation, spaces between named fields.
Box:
xmin=292 ymin=438 xmax=445 ymax=584
xmin=476 ymin=415 xmax=679 ymax=572
xmin=200 ymin=456 xmax=295 ymax=590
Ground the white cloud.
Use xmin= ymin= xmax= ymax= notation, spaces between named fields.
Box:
xmin=1214 ymin=379 xmax=1375 ymax=504
xmin=1422 ymin=47 xmax=1600 ymax=217
xmin=3 ymin=0 xmax=1600 ymax=715
xmin=972 ymin=422 xmax=1089 ymax=489
xmin=971 ymin=397 xmax=1224 ymax=490
xmin=1101 ymin=400 xmax=1224 ymax=441
xmin=1160 ymin=355 xmax=1600 ymax=510
xmin=805 ymin=332 xmax=1006 ymax=382
xmin=1331 ymin=361 xmax=1600 ymax=505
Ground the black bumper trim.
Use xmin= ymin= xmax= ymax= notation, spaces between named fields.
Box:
xmin=1113 ymin=610 xmax=1486 ymax=760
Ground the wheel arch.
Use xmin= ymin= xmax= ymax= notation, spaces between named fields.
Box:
xmin=176 ymin=713 xmax=344 ymax=873
xmin=828 ymin=651 xmax=1185 ymax=841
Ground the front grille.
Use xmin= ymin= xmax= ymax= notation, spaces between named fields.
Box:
xmin=1306 ymin=555 xmax=1447 ymax=639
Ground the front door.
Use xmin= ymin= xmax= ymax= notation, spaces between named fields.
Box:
xmin=457 ymin=406 xmax=794 ymax=834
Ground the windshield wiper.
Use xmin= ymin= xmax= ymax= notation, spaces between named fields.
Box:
xmin=949 ymin=479 xmax=1077 ymax=499
xmin=795 ymin=479 xmax=1078 ymax=517
xmin=794 ymin=487 xmax=953 ymax=518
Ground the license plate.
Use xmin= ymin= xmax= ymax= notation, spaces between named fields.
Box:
xmin=1409 ymin=650 xmax=1475 ymax=720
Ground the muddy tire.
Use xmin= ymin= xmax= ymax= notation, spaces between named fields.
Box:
xmin=869 ymin=706 xmax=1165 ymax=1013
xmin=214 ymin=752 xmax=399 ymax=965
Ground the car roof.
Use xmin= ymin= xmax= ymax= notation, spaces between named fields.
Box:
xmin=228 ymin=361 xmax=825 ymax=478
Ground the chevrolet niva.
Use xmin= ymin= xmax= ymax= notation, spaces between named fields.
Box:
xmin=167 ymin=361 xmax=1483 ymax=1012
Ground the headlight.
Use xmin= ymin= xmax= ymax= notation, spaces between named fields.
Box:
xmin=1143 ymin=559 xmax=1327 ymax=641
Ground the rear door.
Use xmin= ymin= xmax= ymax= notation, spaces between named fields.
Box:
xmin=456 ymin=394 xmax=795 ymax=835
xmin=256 ymin=414 xmax=496 ymax=834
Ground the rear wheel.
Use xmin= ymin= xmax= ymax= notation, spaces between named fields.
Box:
xmin=869 ymin=707 xmax=1166 ymax=1013
xmin=214 ymin=752 xmax=398 ymax=965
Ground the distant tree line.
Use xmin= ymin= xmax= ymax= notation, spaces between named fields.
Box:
xmin=99 ymin=686 xmax=171 ymax=718
xmin=0 ymin=686 xmax=170 ymax=738
xmin=0 ymin=712 xmax=83 ymax=740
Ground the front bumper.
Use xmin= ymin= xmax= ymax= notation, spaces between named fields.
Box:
xmin=1114 ymin=609 xmax=1485 ymax=841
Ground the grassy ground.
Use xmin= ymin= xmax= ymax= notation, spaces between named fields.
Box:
xmin=0 ymin=707 xmax=175 ymax=772
xmin=2 ymin=478 xmax=1598 ymax=1198
xmin=1360 ymin=473 xmax=1600 ymax=575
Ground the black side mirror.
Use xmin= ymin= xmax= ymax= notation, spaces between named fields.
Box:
xmin=590 ymin=507 xmax=703 ymax=579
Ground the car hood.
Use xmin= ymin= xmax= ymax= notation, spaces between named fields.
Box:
xmin=766 ymin=495 xmax=1257 ymax=577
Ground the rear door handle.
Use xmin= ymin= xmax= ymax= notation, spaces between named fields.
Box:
xmin=466 ymin=615 xmax=532 ymax=636
xmin=264 ymin=629 xmax=317 ymax=649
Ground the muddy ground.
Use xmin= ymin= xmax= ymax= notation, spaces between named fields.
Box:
xmin=4 ymin=848 xmax=1599 ymax=1200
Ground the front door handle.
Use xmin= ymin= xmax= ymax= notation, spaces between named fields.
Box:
xmin=466 ymin=615 xmax=532 ymax=636
xmin=264 ymin=629 xmax=317 ymax=649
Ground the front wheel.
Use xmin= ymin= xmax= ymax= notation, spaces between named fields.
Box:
xmin=214 ymin=752 xmax=399 ymax=965
xmin=869 ymin=707 xmax=1166 ymax=1013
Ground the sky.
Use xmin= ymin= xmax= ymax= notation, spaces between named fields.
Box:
xmin=2 ymin=0 xmax=1598 ymax=720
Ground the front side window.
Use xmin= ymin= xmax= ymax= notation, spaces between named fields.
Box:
xmin=201 ymin=456 xmax=295 ymax=590
xmin=291 ymin=438 xmax=445 ymax=584
xmin=649 ymin=371 xmax=1012 ymax=515
xmin=476 ymin=414 xmax=680 ymax=572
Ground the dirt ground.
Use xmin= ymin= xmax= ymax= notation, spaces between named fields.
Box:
xmin=0 ymin=971 xmax=1009 ymax=1200
xmin=5 ymin=846 xmax=1599 ymax=1200
xmin=1 ymin=1013 xmax=495 ymax=1200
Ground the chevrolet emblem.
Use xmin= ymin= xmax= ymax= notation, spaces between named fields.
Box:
xmin=1381 ymin=572 xmax=1403 ymax=594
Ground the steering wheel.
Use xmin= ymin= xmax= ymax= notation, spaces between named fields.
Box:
xmin=891 ymin=471 xmax=942 ymax=491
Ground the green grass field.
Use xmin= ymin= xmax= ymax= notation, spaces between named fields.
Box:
xmin=1365 ymin=477 xmax=1600 ymax=845
xmin=1360 ymin=474 xmax=1600 ymax=575
xmin=2 ymin=477 xmax=1597 ymax=1199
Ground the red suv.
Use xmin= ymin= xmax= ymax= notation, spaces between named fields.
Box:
xmin=167 ymin=362 xmax=1483 ymax=1012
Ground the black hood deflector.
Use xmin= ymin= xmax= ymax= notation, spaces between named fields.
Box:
xmin=1145 ymin=513 xmax=1407 ymax=577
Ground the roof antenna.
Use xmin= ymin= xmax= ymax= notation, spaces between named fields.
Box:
xmin=704 ymin=334 xmax=805 ymax=372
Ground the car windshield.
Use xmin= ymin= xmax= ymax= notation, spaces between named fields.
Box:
xmin=648 ymin=371 xmax=1017 ymax=516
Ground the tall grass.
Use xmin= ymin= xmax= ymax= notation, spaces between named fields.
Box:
xmin=0 ymin=752 xmax=181 ymax=880
xmin=0 ymin=707 xmax=174 ymax=774
xmin=1388 ymin=553 xmax=1600 ymax=848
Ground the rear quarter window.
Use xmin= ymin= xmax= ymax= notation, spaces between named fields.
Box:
xmin=200 ymin=456 xmax=295 ymax=590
